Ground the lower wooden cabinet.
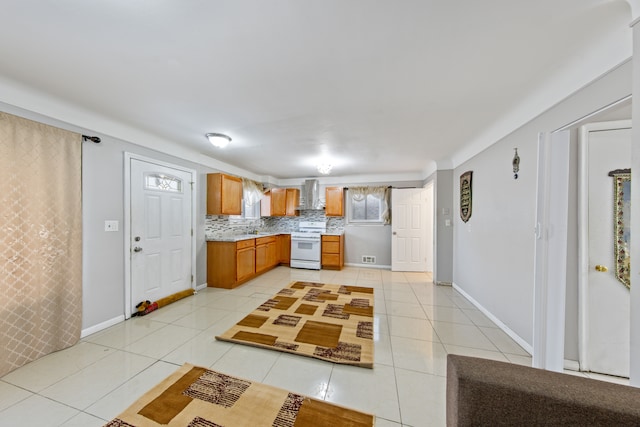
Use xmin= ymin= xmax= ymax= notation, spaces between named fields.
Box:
xmin=277 ymin=234 xmax=291 ymax=265
xmin=207 ymin=234 xmax=290 ymax=288
xmin=255 ymin=236 xmax=277 ymax=274
xmin=321 ymin=234 xmax=344 ymax=270
xmin=236 ymin=246 xmax=256 ymax=282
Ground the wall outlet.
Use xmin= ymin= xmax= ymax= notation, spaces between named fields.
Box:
xmin=362 ymin=256 xmax=376 ymax=264
xmin=104 ymin=220 xmax=119 ymax=232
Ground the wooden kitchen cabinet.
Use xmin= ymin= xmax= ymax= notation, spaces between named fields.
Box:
xmin=325 ymin=187 xmax=344 ymax=217
xmin=207 ymin=239 xmax=255 ymax=289
xmin=261 ymin=188 xmax=300 ymax=217
xmin=255 ymin=235 xmax=277 ymax=273
xmin=285 ymin=188 xmax=300 ymax=216
xmin=207 ymin=173 xmax=242 ymax=215
xmin=277 ymin=234 xmax=291 ymax=265
xmin=271 ymin=188 xmax=287 ymax=216
xmin=236 ymin=246 xmax=256 ymax=283
xmin=208 ymin=234 xmax=289 ymax=288
xmin=321 ymin=234 xmax=344 ymax=270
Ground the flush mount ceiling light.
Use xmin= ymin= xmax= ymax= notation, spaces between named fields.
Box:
xmin=206 ymin=133 xmax=232 ymax=148
xmin=317 ymin=163 xmax=333 ymax=175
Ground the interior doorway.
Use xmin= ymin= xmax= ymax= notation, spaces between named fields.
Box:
xmin=533 ymin=96 xmax=632 ymax=372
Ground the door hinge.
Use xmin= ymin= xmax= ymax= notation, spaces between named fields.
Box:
xmin=191 ymin=275 xmax=194 ymax=282
xmin=191 ymin=229 xmax=193 ymax=236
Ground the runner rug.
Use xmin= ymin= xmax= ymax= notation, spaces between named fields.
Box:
xmin=216 ymin=281 xmax=374 ymax=368
xmin=105 ymin=363 xmax=374 ymax=426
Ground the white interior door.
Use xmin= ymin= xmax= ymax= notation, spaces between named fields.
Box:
xmin=583 ymin=122 xmax=632 ymax=377
xmin=130 ymin=158 xmax=193 ymax=313
xmin=391 ymin=188 xmax=428 ymax=272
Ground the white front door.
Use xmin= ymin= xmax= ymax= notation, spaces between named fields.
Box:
xmin=129 ymin=158 xmax=193 ymax=313
xmin=391 ymin=188 xmax=428 ymax=272
xmin=582 ymin=121 xmax=632 ymax=377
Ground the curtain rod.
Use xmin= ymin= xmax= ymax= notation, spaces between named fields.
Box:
xmin=82 ymin=135 xmax=101 ymax=143
xmin=343 ymin=186 xmax=393 ymax=190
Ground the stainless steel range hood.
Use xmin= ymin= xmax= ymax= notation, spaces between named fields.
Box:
xmin=298 ymin=179 xmax=324 ymax=210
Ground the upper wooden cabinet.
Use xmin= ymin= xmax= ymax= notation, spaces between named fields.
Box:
xmin=271 ymin=188 xmax=286 ymax=216
xmin=261 ymin=187 xmax=300 ymax=217
xmin=325 ymin=187 xmax=344 ymax=217
xmin=207 ymin=173 xmax=242 ymax=215
xmin=286 ymin=188 xmax=300 ymax=216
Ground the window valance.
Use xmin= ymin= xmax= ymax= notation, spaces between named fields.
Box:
xmin=242 ymin=178 xmax=264 ymax=206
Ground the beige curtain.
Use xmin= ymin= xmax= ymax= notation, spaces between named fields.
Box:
xmin=0 ymin=112 xmax=82 ymax=376
xmin=242 ymin=177 xmax=264 ymax=206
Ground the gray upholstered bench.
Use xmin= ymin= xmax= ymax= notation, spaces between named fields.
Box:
xmin=446 ymin=354 xmax=640 ymax=426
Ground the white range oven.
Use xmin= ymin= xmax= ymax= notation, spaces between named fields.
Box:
xmin=290 ymin=221 xmax=326 ymax=270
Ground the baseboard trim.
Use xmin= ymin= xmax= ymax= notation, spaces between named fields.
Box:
xmin=564 ymin=359 xmax=580 ymax=371
xmin=196 ymin=282 xmax=208 ymax=291
xmin=81 ymin=315 xmax=125 ymax=339
xmin=344 ymin=263 xmax=391 ymax=270
xmin=452 ymin=282 xmax=533 ymax=355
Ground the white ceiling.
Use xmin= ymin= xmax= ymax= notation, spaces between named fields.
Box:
xmin=0 ymin=1 xmax=633 ymax=181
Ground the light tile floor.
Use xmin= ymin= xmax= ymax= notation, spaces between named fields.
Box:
xmin=0 ymin=266 xmax=626 ymax=426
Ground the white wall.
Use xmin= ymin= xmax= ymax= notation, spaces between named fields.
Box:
xmin=629 ymin=11 xmax=640 ymax=386
xmin=453 ymin=60 xmax=633 ymax=349
xmin=425 ymin=181 xmax=434 ymax=272
xmin=430 ymin=170 xmax=454 ymax=284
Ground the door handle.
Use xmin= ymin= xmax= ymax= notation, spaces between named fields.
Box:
xmin=595 ymin=265 xmax=608 ymax=272
xmin=133 ymin=247 xmax=143 ymax=252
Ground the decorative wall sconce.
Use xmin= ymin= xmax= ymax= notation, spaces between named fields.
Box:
xmin=512 ymin=148 xmax=520 ymax=179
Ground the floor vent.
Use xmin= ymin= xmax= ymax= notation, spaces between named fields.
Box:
xmin=362 ymin=256 xmax=376 ymax=264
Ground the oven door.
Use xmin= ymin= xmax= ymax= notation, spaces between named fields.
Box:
xmin=290 ymin=238 xmax=320 ymax=262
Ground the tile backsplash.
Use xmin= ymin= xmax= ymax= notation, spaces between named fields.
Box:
xmin=205 ymin=211 xmax=345 ymax=238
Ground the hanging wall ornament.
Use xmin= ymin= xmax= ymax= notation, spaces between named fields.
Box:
xmin=512 ymin=148 xmax=520 ymax=179
xmin=460 ymin=171 xmax=473 ymax=222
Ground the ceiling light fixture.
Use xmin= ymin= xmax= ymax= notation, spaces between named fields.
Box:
xmin=317 ymin=163 xmax=333 ymax=175
xmin=206 ymin=132 xmax=232 ymax=148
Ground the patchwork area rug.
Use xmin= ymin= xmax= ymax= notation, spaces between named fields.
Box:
xmin=216 ymin=281 xmax=374 ymax=368
xmin=105 ymin=363 xmax=374 ymax=427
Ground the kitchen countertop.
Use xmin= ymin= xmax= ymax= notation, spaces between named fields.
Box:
xmin=206 ymin=230 xmax=344 ymax=242
xmin=206 ymin=231 xmax=289 ymax=242
xmin=321 ymin=231 xmax=344 ymax=236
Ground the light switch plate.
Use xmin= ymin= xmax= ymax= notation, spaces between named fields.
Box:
xmin=104 ymin=220 xmax=119 ymax=232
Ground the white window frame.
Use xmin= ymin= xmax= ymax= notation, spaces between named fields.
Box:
xmin=347 ymin=191 xmax=385 ymax=225
xmin=229 ymin=199 xmax=261 ymax=222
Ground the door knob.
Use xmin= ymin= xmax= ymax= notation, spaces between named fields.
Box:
xmin=133 ymin=247 xmax=143 ymax=252
xmin=595 ymin=265 xmax=608 ymax=272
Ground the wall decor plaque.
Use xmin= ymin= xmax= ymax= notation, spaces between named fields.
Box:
xmin=608 ymin=168 xmax=631 ymax=289
xmin=460 ymin=170 xmax=473 ymax=223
